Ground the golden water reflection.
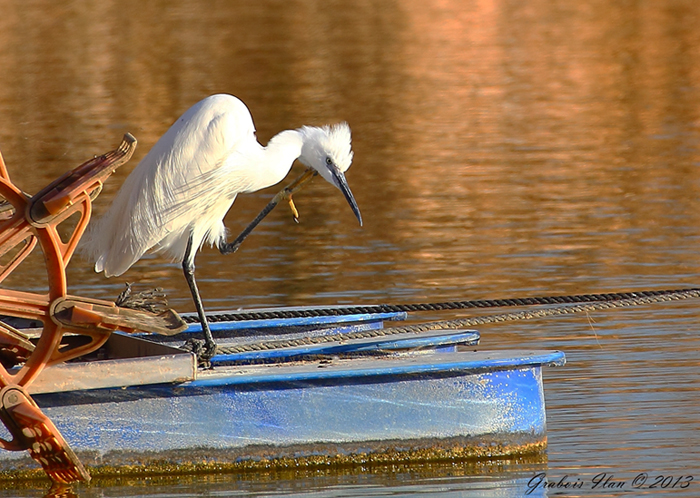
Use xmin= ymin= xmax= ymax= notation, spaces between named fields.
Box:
xmin=0 ymin=0 xmax=699 ymax=493
xmin=0 ymin=1 xmax=698 ymax=309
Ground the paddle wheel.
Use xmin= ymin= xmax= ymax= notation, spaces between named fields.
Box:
xmin=0 ymin=135 xmax=186 ymax=483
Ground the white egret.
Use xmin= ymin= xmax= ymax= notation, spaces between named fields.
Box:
xmin=83 ymin=94 xmax=362 ymax=362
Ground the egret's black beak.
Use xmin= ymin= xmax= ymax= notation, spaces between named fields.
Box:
xmin=330 ymin=166 xmax=363 ymax=227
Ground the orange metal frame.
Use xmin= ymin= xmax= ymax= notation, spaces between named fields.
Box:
xmin=0 ymin=134 xmax=181 ymax=483
xmin=0 ymin=135 xmax=137 ymax=388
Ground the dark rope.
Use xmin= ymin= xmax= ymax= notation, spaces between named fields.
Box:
xmin=185 ymin=287 xmax=700 ymax=324
xmin=213 ymin=288 xmax=700 ymax=355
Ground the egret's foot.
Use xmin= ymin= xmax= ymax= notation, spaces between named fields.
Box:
xmin=203 ymin=340 xmax=218 ymax=362
xmin=287 ymin=194 xmax=300 ymax=223
xmin=219 ymin=242 xmax=241 ymax=255
xmin=182 ymin=338 xmax=217 ymax=369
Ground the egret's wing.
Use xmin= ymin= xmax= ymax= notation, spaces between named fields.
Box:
xmin=83 ymin=95 xmax=260 ymax=276
xmin=156 ymin=148 xmax=261 ymax=262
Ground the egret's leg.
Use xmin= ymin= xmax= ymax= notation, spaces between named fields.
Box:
xmin=182 ymin=236 xmax=217 ymax=365
xmin=219 ymin=169 xmax=317 ymax=255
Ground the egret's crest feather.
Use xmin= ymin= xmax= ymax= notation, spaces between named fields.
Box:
xmin=299 ymin=123 xmax=353 ymax=173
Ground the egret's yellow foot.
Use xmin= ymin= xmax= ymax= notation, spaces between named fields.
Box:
xmin=288 ymin=196 xmax=300 ymax=223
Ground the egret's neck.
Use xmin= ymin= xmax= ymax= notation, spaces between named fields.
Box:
xmin=254 ymin=130 xmax=304 ymax=190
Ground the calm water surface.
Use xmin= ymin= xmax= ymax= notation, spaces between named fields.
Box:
xmin=1 ymin=0 xmax=700 ymax=496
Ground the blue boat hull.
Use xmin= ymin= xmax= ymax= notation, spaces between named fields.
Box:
xmin=0 ymin=312 xmax=564 ymax=475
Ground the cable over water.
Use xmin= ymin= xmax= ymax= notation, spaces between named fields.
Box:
xmin=209 ymin=288 xmax=700 ymax=355
xmin=186 ymin=287 xmax=700 ymax=323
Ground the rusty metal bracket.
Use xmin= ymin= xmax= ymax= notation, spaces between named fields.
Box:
xmin=0 ymin=385 xmax=90 ymax=483
xmin=0 ymin=135 xmax=186 ymax=482
xmin=0 ymin=321 xmax=34 ymax=369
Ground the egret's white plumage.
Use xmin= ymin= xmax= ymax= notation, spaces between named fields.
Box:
xmin=84 ymin=94 xmax=359 ymax=277
xmin=83 ymin=94 xmax=361 ymax=361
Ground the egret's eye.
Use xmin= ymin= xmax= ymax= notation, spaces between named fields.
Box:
xmin=325 ymin=157 xmax=333 ymax=166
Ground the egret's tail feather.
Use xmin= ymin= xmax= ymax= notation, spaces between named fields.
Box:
xmin=80 ymin=214 xmax=144 ymax=278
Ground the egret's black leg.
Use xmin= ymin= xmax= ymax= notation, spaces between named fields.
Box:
xmin=187 ymin=170 xmax=315 ymax=363
xmin=218 ymin=193 xmax=283 ymax=255
xmin=219 ymin=169 xmax=318 ymax=255
xmin=182 ymin=235 xmax=217 ymax=366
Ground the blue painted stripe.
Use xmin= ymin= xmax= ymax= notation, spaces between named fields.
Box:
xmin=211 ymin=330 xmax=481 ymax=364
xmin=186 ymin=350 xmax=566 ymax=388
xmin=184 ymin=312 xmax=408 ymax=333
xmin=350 ymin=331 xmax=480 ymax=351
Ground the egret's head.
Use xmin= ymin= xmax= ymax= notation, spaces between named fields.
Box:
xmin=298 ymin=123 xmax=362 ymax=226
